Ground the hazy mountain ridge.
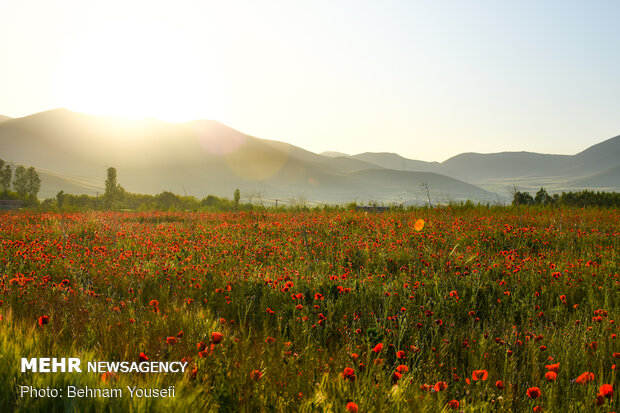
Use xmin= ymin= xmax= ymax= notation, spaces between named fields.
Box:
xmin=320 ymin=151 xmax=350 ymax=158
xmin=0 ymin=109 xmax=496 ymax=203
xmin=1 ymin=109 xmax=617 ymax=203
xmin=350 ymin=140 xmax=620 ymax=194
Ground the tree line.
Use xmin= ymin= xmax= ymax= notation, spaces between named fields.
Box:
xmin=2 ymin=161 xmax=619 ymax=210
xmin=512 ymin=187 xmax=620 ymax=208
xmin=51 ymin=167 xmax=251 ymax=212
xmin=0 ymin=159 xmax=41 ymax=204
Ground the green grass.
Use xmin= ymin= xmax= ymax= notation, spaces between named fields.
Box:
xmin=0 ymin=208 xmax=618 ymax=412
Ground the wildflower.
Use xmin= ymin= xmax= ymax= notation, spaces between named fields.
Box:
xmin=472 ymin=370 xmax=488 ymax=381
xmin=527 ymin=387 xmax=541 ymax=399
xmin=346 ymin=402 xmax=358 ymax=413
xmin=166 ymin=336 xmax=178 ymax=345
xmin=341 ymin=367 xmax=356 ymax=381
xmin=396 ymin=365 xmax=409 ymax=374
xmin=544 ymin=371 xmax=557 ymax=382
xmin=372 ymin=343 xmax=383 ymax=353
xmin=597 ymin=383 xmax=613 ymax=399
xmin=211 ymin=332 xmax=224 ymax=344
xmin=545 ymin=362 xmax=559 ymax=373
xmin=139 ymin=352 xmax=149 ymax=362
xmin=250 ymin=370 xmax=262 ymax=381
xmin=38 ymin=315 xmax=49 ymax=326
xmin=101 ymin=372 xmax=117 ymax=383
xmin=575 ymin=371 xmax=594 ymax=385
xmin=447 ymin=400 xmax=459 ymax=409
xmin=434 ymin=381 xmax=448 ymax=392
xmin=392 ymin=371 xmax=402 ymax=384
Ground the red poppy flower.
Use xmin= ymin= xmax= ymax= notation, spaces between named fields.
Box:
xmin=139 ymin=352 xmax=149 ymax=362
xmin=472 ymin=370 xmax=488 ymax=381
xmin=495 ymin=380 xmax=505 ymax=390
xmin=346 ymin=402 xmax=358 ymax=413
xmin=396 ymin=350 xmax=405 ymax=359
xmin=211 ymin=332 xmax=224 ymax=344
xmin=101 ymin=372 xmax=117 ymax=383
xmin=575 ymin=371 xmax=594 ymax=385
xmin=434 ymin=381 xmax=447 ymax=392
xmin=598 ymin=383 xmax=613 ymax=399
xmin=372 ymin=343 xmax=383 ymax=353
xmin=545 ymin=362 xmax=559 ymax=373
xmin=166 ymin=336 xmax=178 ymax=345
xmin=38 ymin=315 xmax=49 ymax=326
xmin=447 ymin=400 xmax=459 ymax=409
xmin=527 ymin=387 xmax=541 ymax=399
xmin=544 ymin=371 xmax=557 ymax=382
xmin=149 ymin=299 xmax=159 ymax=307
xmin=392 ymin=371 xmax=402 ymax=384
xmin=250 ymin=369 xmax=262 ymax=380
xmin=341 ymin=367 xmax=356 ymax=381
xmin=396 ymin=365 xmax=409 ymax=373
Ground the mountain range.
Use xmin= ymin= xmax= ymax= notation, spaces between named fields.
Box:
xmin=0 ymin=109 xmax=618 ymax=205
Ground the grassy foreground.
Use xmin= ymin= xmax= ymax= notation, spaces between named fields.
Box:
xmin=0 ymin=208 xmax=618 ymax=412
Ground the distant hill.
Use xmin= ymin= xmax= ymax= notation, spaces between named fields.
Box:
xmin=0 ymin=109 xmax=496 ymax=204
xmin=440 ymin=152 xmax=572 ymax=181
xmin=352 ymin=152 xmax=441 ymax=173
xmin=570 ymin=135 xmax=620 ymax=175
xmin=0 ymin=115 xmax=11 ymax=123
xmin=350 ymin=139 xmax=620 ymax=195
xmin=568 ymin=165 xmax=620 ymax=190
xmin=320 ymin=151 xmax=350 ymax=158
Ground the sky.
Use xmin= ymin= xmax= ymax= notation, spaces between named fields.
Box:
xmin=2 ymin=0 xmax=620 ymax=162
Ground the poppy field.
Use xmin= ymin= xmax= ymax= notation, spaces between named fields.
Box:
xmin=0 ymin=208 xmax=618 ymax=412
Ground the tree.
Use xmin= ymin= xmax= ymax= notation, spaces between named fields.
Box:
xmin=155 ymin=191 xmax=179 ymax=210
xmin=104 ymin=167 xmax=125 ymax=208
xmin=534 ymin=187 xmax=553 ymax=206
xmin=512 ymin=190 xmax=534 ymax=206
xmin=12 ymin=165 xmax=28 ymax=199
xmin=12 ymin=165 xmax=41 ymax=201
xmin=26 ymin=167 xmax=41 ymax=200
xmin=0 ymin=159 xmax=12 ymax=195
xmin=56 ymin=190 xmax=65 ymax=208
xmin=233 ymin=188 xmax=240 ymax=210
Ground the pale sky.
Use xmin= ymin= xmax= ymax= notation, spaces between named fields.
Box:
xmin=2 ymin=1 xmax=619 ymax=161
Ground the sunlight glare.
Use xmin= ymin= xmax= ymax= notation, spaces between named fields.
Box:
xmin=55 ymin=19 xmax=211 ymax=122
